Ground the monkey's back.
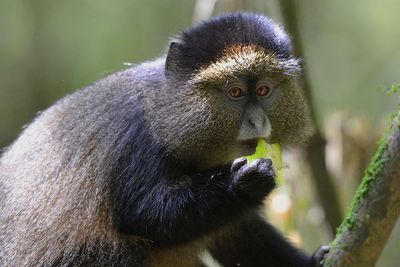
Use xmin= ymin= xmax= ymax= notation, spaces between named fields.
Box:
xmin=0 ymin=61 xmax=166 ymax=266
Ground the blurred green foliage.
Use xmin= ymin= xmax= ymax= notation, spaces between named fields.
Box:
xmin=1 ymin=0 xmax=399 ymax=149
xmin=0 ymin=0 xmax=195 ymax=148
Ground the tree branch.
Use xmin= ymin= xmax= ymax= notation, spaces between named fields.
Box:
xmin=192 ymin=0 xmax=218 ymax=25
xmin=323 ymin=108 xmax=400 ymax=267
xmin=278 ymin=0 xmax=343 ymax=234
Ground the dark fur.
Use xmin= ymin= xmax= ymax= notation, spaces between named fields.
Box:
xmin=209 ymin=213 xmax=311 ymax=266
xmin=0 ymin=12 xmax=319 ymax=267
xmin=166 ymin=13 xmax=292 ymax=80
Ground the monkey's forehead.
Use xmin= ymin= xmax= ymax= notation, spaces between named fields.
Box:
xmin=190 ymin=45 xmax=300 ymax=85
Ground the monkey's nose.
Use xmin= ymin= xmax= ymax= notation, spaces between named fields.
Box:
xmin=248 ymin=117 xmax=264 ymax=132
xmin=248 ymin=115 xmax=269 ymax=136
xmin=237 ymin=105 xmax=271 ymax=141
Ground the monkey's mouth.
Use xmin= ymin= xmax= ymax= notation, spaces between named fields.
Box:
xmin=240 ymin=138 xmax=259 ymax=147
xmin=238 ymin=138 xmax=263 ymax=154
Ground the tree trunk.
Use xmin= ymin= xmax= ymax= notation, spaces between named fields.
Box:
xmin=278 ymin=0 xmax=343 ymax=234
xmin=323 ymin=109 xmax=400 ymax=267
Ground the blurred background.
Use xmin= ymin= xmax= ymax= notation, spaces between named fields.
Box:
xmin=0 ymin=0 xmax=399 ymax=265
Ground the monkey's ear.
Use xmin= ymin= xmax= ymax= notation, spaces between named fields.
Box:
xmin=165 ymin=41 xmax=183 ymax=75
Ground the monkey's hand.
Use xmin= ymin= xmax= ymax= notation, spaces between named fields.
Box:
xmin=230 ymin=157 xmax=276 ymax=201
xmin=311 ymin=246 xmax=330 ymax=267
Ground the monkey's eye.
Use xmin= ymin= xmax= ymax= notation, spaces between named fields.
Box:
xmin=227 ymin=86 xmax=245 ymax=100
xmin=256 ymin=84 xmax=272 ymax=97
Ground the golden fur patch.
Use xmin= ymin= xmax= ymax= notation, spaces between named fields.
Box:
xmin=191 ymin=44 xmax=300 ymax=85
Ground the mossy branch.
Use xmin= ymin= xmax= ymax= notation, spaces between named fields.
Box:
xmin=323 ymin=107 xmax=400 ymax=267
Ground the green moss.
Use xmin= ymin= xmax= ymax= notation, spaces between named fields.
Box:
xmin=336 ymin=136 xmax=388 ymax=236
xmin=333 ymin=117 xmax=392 ymax=239
xmin=323 ymin=253 xmax=335 ymax=266
xmin=325 ymin=141 xmax=387 ymax=265
xmin=380 ymin=83 xmax=400 ymax=94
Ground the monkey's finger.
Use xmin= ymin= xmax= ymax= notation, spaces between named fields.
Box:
xmin=244 ymin=158 xmax=273 ymax=173
xmin=312 ymin=245 xmax=330 ymax=267
xmin=231 ymin=157 xmax=248 ymax=172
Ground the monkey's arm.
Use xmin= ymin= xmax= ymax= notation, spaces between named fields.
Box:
xmin=114 ymin=158 xmax=275 ymax=246
xmin=207 ymin=213 xmax=325 ymax=267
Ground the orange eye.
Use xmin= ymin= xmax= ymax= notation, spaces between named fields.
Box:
xmin=256 ymin=85 xmax=272 ymax=97
xmin=227 ymin=86 xmax=244 ymax=99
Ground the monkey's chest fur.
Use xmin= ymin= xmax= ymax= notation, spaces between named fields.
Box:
xmin=148 ymin=239 xmax=207 ymax=267
xmin=147 ymin=224 xmax=231 ymax=267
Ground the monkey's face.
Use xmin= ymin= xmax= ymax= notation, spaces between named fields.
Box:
xmin=215 ymin=75 xmax=281 ymax=155
xmin=145 ymin=44 xmax=313 ymax=170
xmin=187 ymin=45 xmax=314 ymax=165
